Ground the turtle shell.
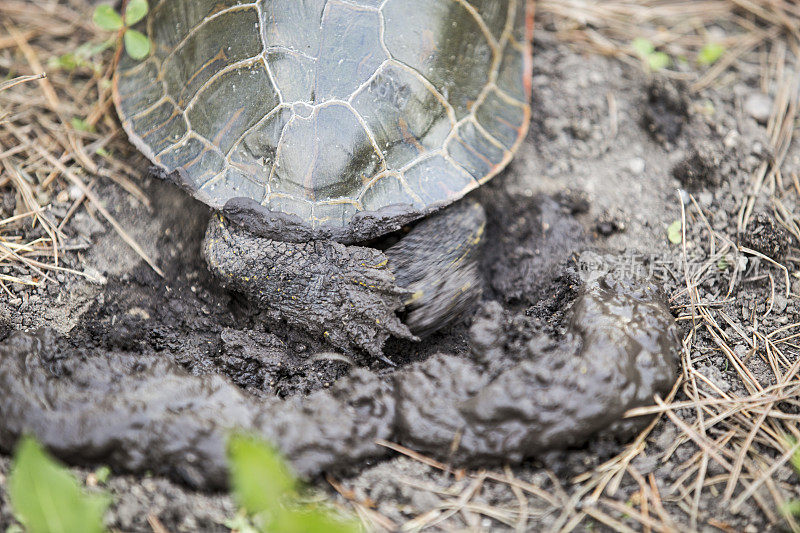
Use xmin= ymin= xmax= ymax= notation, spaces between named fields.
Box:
xmin=113 ymin=0 xmax=534 ymax=243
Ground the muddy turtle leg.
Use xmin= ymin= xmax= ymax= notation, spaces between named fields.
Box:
xmin=203 ymin=199 xmax=486 ymax=357
xmin=385 ymin=199 xmax=486 ymax=337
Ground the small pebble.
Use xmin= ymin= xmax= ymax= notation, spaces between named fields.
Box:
xmin=628 ymin=157 xmax=646 ymax=174
xmin=127 ymin=307 xmax=151 ymax=320
xmin=773 ymin=294 xmax=788 ymax=314
xmin=723 ymin=129 xmax=740 ymax=149
xmin=744 ymin=92 xmax=772 ymax=124
xmin=83 ymin=266 xmax=107 ymax=285
xmin=69 ymin=185 xmax=83 ymax=201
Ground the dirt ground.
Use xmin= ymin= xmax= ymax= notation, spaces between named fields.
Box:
xmin=2 ymin=2 xmax=800 ymax=532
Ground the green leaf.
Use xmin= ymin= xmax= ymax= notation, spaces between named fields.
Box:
xmin=8 ymin=437 xmax=110 ymax=533
xmin=50 ymin=41 xmax=113 ymax=72
xmin=632 ymin=38 xmax=671 ymax=71
xmin=786 ymin=436 xmax=800 ymax=475
xmin=782 ymin=500 xmax=800 ymax=518
xmin=227 ymin=433 xmax=359 ymax=532
xmin=647 ymin=51 xmax=671 ymax=71
xmin=124 ymin=0 xmax=149 ymax=26
xmin=667 ymin=220 xmax=682 ymax=244
xmin=93 ymin=5 xmax=123 ymax=31
xmin=71 ymin=117 xmax=95 ymax=133
xmin=123 ymin=29 xmax=151 ymax=60
xmin=49 ymin=53 xmax=79 ymax=71
xmin=76 ymin=40 xmax=114 ymax=60
xmin=94 ymin=466 xmax=112 ymax=484
xmin=632 ymin=37 xmax=655 ymax=57
xmin=228 ymin=433 xmax=297 ymax=515
xmin=717 ymin=256 xmax=729 ymax=271
xmin=698 ymin=42 xmax=726 ymax=66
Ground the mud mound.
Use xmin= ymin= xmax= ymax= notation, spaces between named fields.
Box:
xmin=0 ymin=192 xmax=680 ymax=489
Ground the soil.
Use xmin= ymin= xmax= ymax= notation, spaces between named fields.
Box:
xmin=1 ymin=24 xmax=799 ymax=533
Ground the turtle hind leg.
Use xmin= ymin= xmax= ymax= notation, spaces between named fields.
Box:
xmin=385 ymin=199 xmax=486 ymax=337
xmin=203 ymin=215 xmax=415 ymax=359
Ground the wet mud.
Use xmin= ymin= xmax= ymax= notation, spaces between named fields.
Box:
xmin=0 ymin=183 xmax=681 ymax=490
xmin=0 ymin=272 xmax=678 ymax=489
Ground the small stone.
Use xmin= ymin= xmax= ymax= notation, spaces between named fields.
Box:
xmin=127 ymin=307 xmax=151 ymax=320
xmin=83 ymin=266 xmax=107 ymax=285
xmin=628 ymin=157 xmax=646 ymax=175
xmin=723 ymin=129 xmax=740 ymax=149
xmin=744 ymin=92 xmax=772 ymax=124
xmin=773 ymin=294 xmax=788 ymax=314
xmin=410 ymin=490 xmax=442 ymax=511
xmin=68 ymin=185 xmax=83 ymax=201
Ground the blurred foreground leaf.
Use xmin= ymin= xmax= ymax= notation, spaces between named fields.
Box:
xmin=8 ymin=437 xmax=110 ymax=533
xmin=227 ymin=433 xmax=359 ymax=533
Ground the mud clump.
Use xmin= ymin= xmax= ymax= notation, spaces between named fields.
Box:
xmin=0 ymin=270 xmax=679 ymax=489
xmin=642 ymin=79 xmax=689 ymax=146
xmin=0 ymin=330 xmax=256 ymax=489
xmin=481 ymin=189 xmax=586 ymax=305
xmin=673 ymin=143 xmax=722 ymax=190
xmin=741 ymin=212 xmax=792 ymax=261
xmin=395 ymin=275 xmax=680 ymax=462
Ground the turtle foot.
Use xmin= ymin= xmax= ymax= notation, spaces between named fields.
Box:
xmin=203 ymin=215 xmax=415 ymax=358
xmin=386 ymin=199 xmax=486 ymax=337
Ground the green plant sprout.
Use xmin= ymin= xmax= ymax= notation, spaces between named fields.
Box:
xmin=667 ymin=220 xmax=683 ymax=244
xmin=49 ymin=41 xmax=113 ymax=73
xmin=698 ymin=42 xmax=726 ymax=66
xmin=70 ymin=117 xmax=96 ymax=133
xmin=7 ymin=436 xmax=111 ymax=533
xmin=93 ymin=0 xmax=151 ymax=60
xmin=632 ymin=37 xmax=671 ymax=71
xmin=227 ymin=433 xmax=360 ymax=533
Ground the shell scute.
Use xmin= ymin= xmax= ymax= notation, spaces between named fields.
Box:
xmin=404 ymin=154 xmax=477 ymax=207
xmin=351 ymin=62 xmax=453 ymax=169
xmin=382 ymin=0 xmax=494 ymax=120
xmin=161 ymin=8 xmax=262 ymax=109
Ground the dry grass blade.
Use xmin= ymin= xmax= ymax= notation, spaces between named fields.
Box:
xmin=0 ymin=73 xmax=45 ymax=92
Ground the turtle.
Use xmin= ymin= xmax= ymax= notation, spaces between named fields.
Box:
xmin=113 ymin=0 xmax=534 ymax=359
